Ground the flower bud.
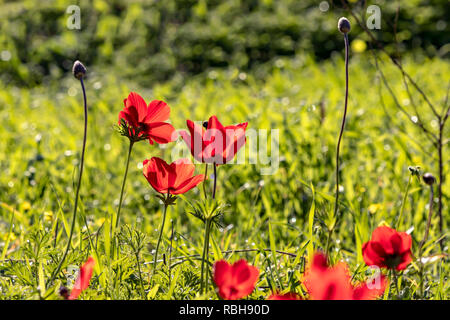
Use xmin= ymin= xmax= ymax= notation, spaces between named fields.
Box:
xmin=59 ymin=286 xmax=69 ymax=300
xmin=72 ymin=60 xmax=86 ymax=79
xmin=338 ymin=17 xmax=351 ymax=34
xmin=408 ymin=165 xmax=421 ymax=177
xmin=422 ymin=172 xmax=436 ymax=185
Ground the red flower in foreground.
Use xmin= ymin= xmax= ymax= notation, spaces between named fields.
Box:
xmin=213 ymin=259 xmax=259 ymax=300
xmin=118 ymin=92 xmax=176 ymax=144
xmin=304 ymin=253 xmax=386 ymax=300
xmin=180 ymin=115 xmax=247 ymax=164
xmin=362 ymin=226 xmax=412 ymax=271
xmin=68 ymin=256 xmax=95 ymax=300
xmin=268 ymin=292 xmax=302 ymax=300
xmin=143 ymin=157 xmax=205 ymax=195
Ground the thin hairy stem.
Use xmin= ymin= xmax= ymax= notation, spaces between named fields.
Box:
xmin=200 ymin=219 xmax=212 ymax=294
xmin=151 ymin=192 xmax=169 ymax=282
xmin=342 ymin=1 xmax=439 ymax=118
xmin=212 ymin=163 xmax=217 ymax=199
xmin=203 ymin=163 xmax=208 ymax=199
xmin=115 ymin=141 xmax=134 ymax=229
xmin=437 ymin=131 xmax=444 ymax=251
xmin=136 ymin=252 xmax=146 ymax=299
xmin=47 ymin=77 xmax=88 ymax=288
xmin=327 ymin=32 xmax=349 ymax=257
xmin=392 ymin=269 xmax=400 ymax=299
xmin=418 ymin=184 xmax=434 ymax=298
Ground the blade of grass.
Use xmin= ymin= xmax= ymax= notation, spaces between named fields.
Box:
xmin=1 ymin=208 xmax=14 ymax=260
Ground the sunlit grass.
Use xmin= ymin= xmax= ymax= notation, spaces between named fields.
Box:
xmin=0 ymin=54 xmax=448 ymax=299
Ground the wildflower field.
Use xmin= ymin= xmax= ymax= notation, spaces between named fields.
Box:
xmin=0 ymin=0 xmax=449 ymax=302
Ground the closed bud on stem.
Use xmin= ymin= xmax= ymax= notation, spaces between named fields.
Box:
xmin=338 ymin=17 xmax=351 ymax=34
xmin=59 ymin=286 xmax=69 ymax=300
xmin=408 ymin=165 xmax=420 ymax=176
xmin=72 ymin=60 xmax=87 ymax=79
xmin=422 ymin=172 xmax=436 ymax=185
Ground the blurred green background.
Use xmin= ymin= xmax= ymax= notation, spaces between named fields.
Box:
xmin=1 ymin=0 xmax=449 ymax=86
xmin=0 ymin=0 xmax=449 ymax=299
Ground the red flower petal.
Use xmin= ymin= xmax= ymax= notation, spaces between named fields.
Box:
xmin=181 ymin=120 xmax=206 ymax=162
xmin=118 ymin=108 xmax=139 ymax=129
xmin=371 ymin=226 xmax=397 ymax=255
xmin=213 ymin=259 xmax=259 ymax=300
xmin=267 ymin=292 xmax=302 ymax=300
xmin=304 ymin=252 xmax=384 ymax=300
xmin=143 ymin=157 xmax=204 ymax=195
xmin=124 ymin=92 xmax=148 ymax=123
xmin=170 ymin=174 xmax=205 ymax=194
xmin=362 ymin=226 xmax=412 ymax=270
xmin=147 ymin=122 xmax=177 ymax=144
xmin=352 ymin=275 xmax=387 ymax=300
xmin=144 ymin=100 xmax=171 ymax=123
xmin=143 ymin=157 xmax=171 ymax=193
xmin=213 ymin=260 xmax=232 ymax=288
xmin=68 ymin=257 xmax=95 ymax=300
xmin=207 ymin=115 xmax=224 ymax=131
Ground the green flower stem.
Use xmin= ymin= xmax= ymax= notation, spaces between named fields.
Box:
xmin=200 ymin=218 xmax=212 ymax=294
xmin=203 ymin=163 xmax=208 ymax=199
xmin=136 ymin=252 xmax=146 ymax=299
xmin=397 ymin=174 xmax=412 ymax=229
xmin=418 ymin=183 xmax=434 ymax=298
xmin=327 ymin=32 xmax=349 ymax=258
xmin=392 ymin=269 xmax=400 ymax=298
xmin=151 ymin=193 xmax=169 ymax=282
xmin=115 ymin=141 xmax=134 ymax=230
xmin=212 ymin=163 xmax=217 ymax=199
xmin=47 ymin=77 xmax=88 ymax=288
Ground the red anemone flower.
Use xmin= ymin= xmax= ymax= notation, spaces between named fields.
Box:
xmin=68 ymin=256 xmax=95 ymax=300
xmin=304 ymin=252 xmax=386 ymax=300
xmin=143 ymin=157 xmax=205 ymax=195
xmin=267 ymin=292 xmax=302 ymax=300
xmin=118 ymin=92 xmax=176 ymax=144
xmin=213 ymin=259 xmax=259 ymax=300
xmin=362 ymin=226 xmax=412 ymax=271
xmin=180 ymin=115 xmax=247 ymax=164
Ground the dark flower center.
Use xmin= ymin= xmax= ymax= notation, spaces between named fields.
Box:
xmin=385 ymin=254 xmax=402 ymax=269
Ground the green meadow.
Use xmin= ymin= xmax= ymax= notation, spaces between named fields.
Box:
xmin=1 ymin=53 xmax=448 ymax=299
xmin=0 ymin=0 xmax=449 ymax=301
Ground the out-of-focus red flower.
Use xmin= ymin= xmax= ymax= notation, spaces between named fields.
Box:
xmin=180 ymin=115 xmax=247 ymax=164
xmin=118 ymin=92 xmax=176 ymax=144
xmin=304 ymin=252 xmax=386 ymax=300
xmin=362 ymin=226 xmax=412 ymax=271
xmin=267 ymin=292 xmax=302 ymax=300
xmin=68 ymin=256 xmax=95 ymax=300
xmin=213 ymin=259 xmax=259 ymax=300
xmin=143 ymin=157 xmax=205 ymax=195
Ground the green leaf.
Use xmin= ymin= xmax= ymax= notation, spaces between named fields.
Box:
xmin=147 ymin=284 xmax=160 ymax=300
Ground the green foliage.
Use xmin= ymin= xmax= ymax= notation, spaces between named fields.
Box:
xmin=0 ymin=52 xmax=448 ymax=299
xmin=1 ymin=0 xmax=449 ymax=86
